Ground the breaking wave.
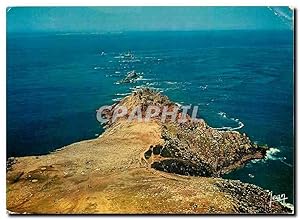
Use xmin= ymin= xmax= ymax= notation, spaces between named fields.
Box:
xmin=112 ymin=97 xmax=122 ymax=102
xmin=115 ymin=92 xmax=131 ymax=96
xmin=265 ymin=147 xmax=281 ymax=160
xmin=265 ymin=148 xmax=293 ymax=167
xmin=251 ymin=147 xmax=293 ymax=168
xmin=214 ymin=112 xmax=244 ymax=131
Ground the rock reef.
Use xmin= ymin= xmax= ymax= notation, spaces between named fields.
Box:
xmin=118 ymin=70 xmax=141 ymax=83
xmin=6 ymin=88 xmax=292 ymax=214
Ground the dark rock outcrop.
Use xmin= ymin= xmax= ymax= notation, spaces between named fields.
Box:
xmin=119 ymin=70 xmax=140 ymax=83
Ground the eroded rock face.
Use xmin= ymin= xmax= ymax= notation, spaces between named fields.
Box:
xmin=151 ymin=159 xmax=213 ymax=177
xmin=144 ymin=122 xmax=267 ymax=177
xmin=214 ymin=180 xmax=292 ymax=214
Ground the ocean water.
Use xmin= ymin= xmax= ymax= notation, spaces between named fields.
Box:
xmin=7 ymin=30 xmax=294 ymax=203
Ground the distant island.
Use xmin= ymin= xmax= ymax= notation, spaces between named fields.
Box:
xmin=6 ymin=88 xmax=292 ymax=214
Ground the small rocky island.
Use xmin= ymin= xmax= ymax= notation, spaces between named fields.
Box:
xmin=118 ymin=70 xmax=141 ymax=83
xmin=6 ymin=88 xmax=292 ymax=214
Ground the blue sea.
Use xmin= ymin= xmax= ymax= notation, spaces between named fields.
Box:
xmin=7 ymin=30 xmax=294 ymax=203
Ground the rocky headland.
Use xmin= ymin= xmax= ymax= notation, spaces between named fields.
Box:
xmin=6 ymin=88 xmax=292 ymax=214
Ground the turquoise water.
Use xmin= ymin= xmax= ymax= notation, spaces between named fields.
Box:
xmin=7 ymin=30 xmax=294 ymax=203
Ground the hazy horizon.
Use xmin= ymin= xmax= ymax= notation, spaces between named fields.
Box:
xmin=7 ymin=7 xmax=293 ymax=33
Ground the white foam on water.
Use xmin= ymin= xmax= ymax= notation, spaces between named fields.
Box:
xmin=118 ymin=59 xmax=140 ymax=63
xmin=115 ymin=92 xmax=131 ymax=96
xmin=138 ymin=78 xmax=152 ymax=81
xmin=214 ymin=112 xmax=245 ymax=131
xmin=218 ymin=111 xmax=226 ymax=118
xmin=165 ymin=81 xmax=178 ymax=85
xmin=199 ymin=85 xmax=208 ymax=90
xmin=250 ymin=147 xmax=293 ymax=168
xmin=279 ymin=159 xmax=293 ymax=167
xmin=112 ymin=97 xmax=122 ymax=102
xmin=265 ymin=148 xmax=281 ymax=161
xmin=144 ymin=82 xmax=159 ymax=87
xmin=248 ymin=173 xmax=255 ymax=178
xmin=114 ymin=56 xmax=125 ymax=59
xmin=250 ymin=159 xmax=261 ymax=164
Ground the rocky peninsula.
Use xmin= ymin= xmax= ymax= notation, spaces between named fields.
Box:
xmin=6 ymin=89 xmax=292 ymax=214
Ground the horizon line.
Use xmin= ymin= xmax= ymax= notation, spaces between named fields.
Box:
xmin=7 ymin=28 xmax=293 ymax=34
